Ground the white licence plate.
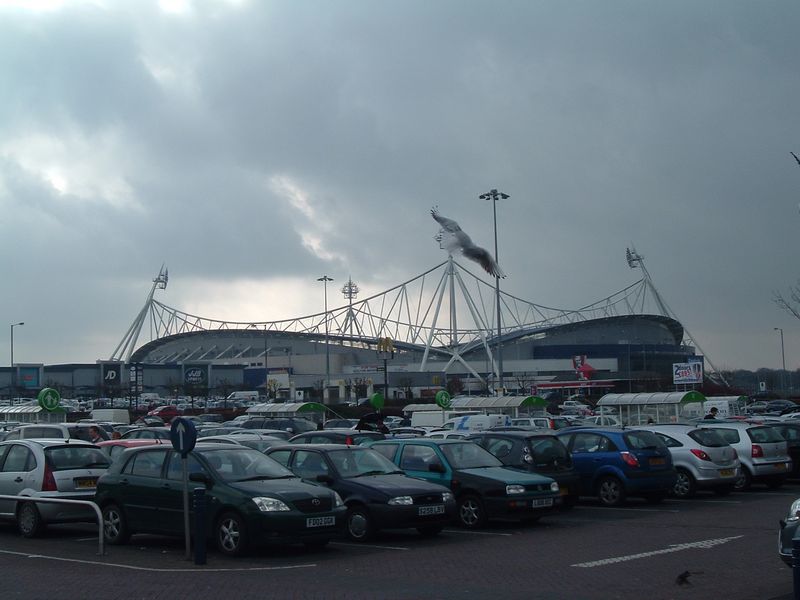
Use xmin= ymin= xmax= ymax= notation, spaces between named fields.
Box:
xmin=418 ymin=505 xmax=445 ymax=516
xmin=532 ymin=498 xmax=554 ymax=508
xmin=306 ymin=516 xmax=335 ymax=528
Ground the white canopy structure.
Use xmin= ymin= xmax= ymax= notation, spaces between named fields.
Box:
xmin=597 ymin=391 xmax=706 ymax=425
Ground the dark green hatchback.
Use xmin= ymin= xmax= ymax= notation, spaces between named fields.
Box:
xmin=95 ymin=444 xmax=346 ymax=556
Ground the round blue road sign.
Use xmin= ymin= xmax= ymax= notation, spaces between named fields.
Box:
xmin=170 ymin=417 xmax=197 ymax=458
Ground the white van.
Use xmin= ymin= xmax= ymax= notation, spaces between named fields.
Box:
xmin=226 ymin=391 xmax=261 ymax=403
xmin=442 ymin=414 xmax=511 ymax=431
xmin=410 ymin=410 xmax=480 ymax=428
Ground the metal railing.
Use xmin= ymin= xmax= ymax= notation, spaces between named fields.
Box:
xmin=0 ymin=495 xmax=103 ymax=555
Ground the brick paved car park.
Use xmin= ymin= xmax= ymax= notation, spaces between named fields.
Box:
xmin=0 ymin=487 xmax=796 ymax=600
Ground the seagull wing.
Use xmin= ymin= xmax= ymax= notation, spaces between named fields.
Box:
xmin=461 ymin=244 xmax=506 ymax=278
xmin=792 ymin=152 xmax=800 ymax=167
xmin=431 ymin=209 xmax=462 ymax=233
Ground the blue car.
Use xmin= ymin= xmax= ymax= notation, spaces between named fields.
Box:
xmin=556 ymin=427 xmax=676 ymax=506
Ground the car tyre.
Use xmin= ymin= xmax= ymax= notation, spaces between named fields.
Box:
xmin=734 ymin=467 xmax=752 ymax=491
xmin=17 ymin=502 xmax=44 ymax=538
xmin=346 ymin=506 xmax=375 ymax=542
xmin=416 ymin=525 xmax=443 ymax=537
xmin=672 ymin=469 xmax=696 ymax=499
xmin=102 ymin=504 xmax=131 ymax=545
xmin=597 ymin=476 xmax=626 ymax=507
xmin=458 ymin=494 xmax=487 ymax=529
xmin=216 ymin=512 xmax=249 ymax=556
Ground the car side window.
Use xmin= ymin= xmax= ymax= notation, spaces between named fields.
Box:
xmin=3 ymin=430 xmax=19 ymax=441
xmin=2 ymin=445 xmax=35 ymax=472
xmin=268 ymin=450 xmax=291 ymax=467
xmin=655 ymin=433 xmax=681 ymax=448
xmin=572 ymin=433 xmax=606 ymax=453
xmin=127 ymin=451 xmax=168 ymax=478
xmin=780 ymin=426 xmax=800 ymax=441
xmin=371 ymin=444 xmax=399 ymax=461
xmin=166 ymin=453 xmax=206 ymax=480
xmin=400 ymin=445 xmax=443 ymax=471
xmin=485 ymin=437 xmax=514 ymax=458
xmin=293 ymin=451 xmax=328 ymax=478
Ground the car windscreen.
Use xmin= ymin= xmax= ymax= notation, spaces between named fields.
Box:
xmin=623 ymin=430 xmax=666 ymax=450
xmin=687 ymin=428 xmax=729 ymax=448
xmin=440 ymin=442 xmax=503 ymax=469
xmin=199 ymin=447 xmax=295 ymax=482
xmin=45 ymin=446 xmax=111 ymax=471
xmin=747 ymin=426 xmax=785 ymax=444
xmin=327 ymin=448 xmax=400 ymax=478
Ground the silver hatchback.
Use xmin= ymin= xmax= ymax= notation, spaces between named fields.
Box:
xmin=0 ymin=439 xmax=111 ymax=537
xmin=696 ymin=421 xmax=792 ymax=490
xmin=638 ymin=424 xmax=740 ymax=498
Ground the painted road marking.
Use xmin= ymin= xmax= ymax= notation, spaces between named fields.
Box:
xmin=577 ymin=506 xmax=681 ymax=513
xmin=442 ymin=529 xmax=515 ymax=536
xmin=671 ymin=499 xmax=741 ymax=504
xmin=0 ymin=549 xmax=316 ymax=572
xmin=571 ymin=535 xmax=744 ymax=568
xmin=330 ymin=542 xmax=409 ymax=551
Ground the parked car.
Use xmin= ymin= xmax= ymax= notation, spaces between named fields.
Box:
xmin=323 ymin=419 xmax=359 ymax=429
xmin=196 ymin=427 xmax=245 ymax=438
xmin=198 ymin=435 xmax=285 ymax=452
xmin=0 ymin=439 xmax=111 ymax=537
xmin=95 ymin=444 xmax=346 ymax=556
xmin=635 ymin=424 xmax=740 ymax=498
xmin=425 ymin=431 xmax=471 ymax=440
xmin=289 ymin=429 xmax=386 ymax=446
xmin=228 ymin=428 xmax=292 ymax=441
xmin=266 ymin=444 xmax=456 ymax=541
xmin=120 ymin=427 xmax=171 ymax=440
xmin=779 ymin=496 xmax=800 ymax=565
xmin=766 ymin=399 xmax=797 ymax=414
xmin=581 ymin=415 xmax=622 ymax=427
xmin=96 ymin=439 xmax=167 ymax=462
xmin=146 ymin=405 xmax=180 ymax=422
xmin=771 ymin=422 xmax=800 ymax=478
xmin=556 ymin=427 xmax=677 ymax=506
xmin=2 ymin=423 xmax=110 ymax=442
xmin=368 ymin=439 xmax=561 ymax=528
xmin=696 ymin=421 xmax=792 ymax=490
xmin=241 ymin=417 xmax=317 ymax=434
xmin=467 ymin=431 xmax=581 ymax=508
xmin=510 ymin=417 xmax=572 ymax=430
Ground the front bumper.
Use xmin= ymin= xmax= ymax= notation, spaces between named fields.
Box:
xmin=779 ymin=518 xmax=799 ymax=566
xmin=369 ymin=499 xmax=457 ymax=530
xmin=483 ymin=493 xmax=562 ymax=521
xmin=247 ymin=506 xmax=347 ymax=546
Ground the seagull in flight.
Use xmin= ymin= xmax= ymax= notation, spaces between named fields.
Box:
xmin=792 ymin=151 xmax=800 ymax=167
xmin=431 ymin=208 xmax=506 ymax=278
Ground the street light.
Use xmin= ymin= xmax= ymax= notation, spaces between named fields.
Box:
xmin=775 ymin=327 xmax=786 ymax=392
xmin=317 ymin=275 xmax=333 ymax=403
xmin=479 ymin=188 xmax=509 ymax=395
xmin=10 ymin=322 xmax=23 ymax=394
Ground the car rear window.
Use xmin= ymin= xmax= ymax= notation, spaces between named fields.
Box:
xmin=624 ymin=431 xmax=665 ymax=450
xmin=687 ymin=429 xmax=728 ymax=447
xmin=747 ymin=426 xmax=785 ymax=444
xmin=708 ymin=428 xmax=741 ymax=444
xmin=527 ymin=437 xmax=570 ymax=464
xmin=46 ymin=446 xmax=110 ymax=471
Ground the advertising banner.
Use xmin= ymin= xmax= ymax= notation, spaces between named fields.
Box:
xmin=673 ymin=361 xmax=703 ymax=385
xmin=183 ymin=364 xmax=210 ymax=387
xmin=18 ymin=366 xmax=41 ymax=389
xmin=100 ymin=362 xmax=123 ymax=388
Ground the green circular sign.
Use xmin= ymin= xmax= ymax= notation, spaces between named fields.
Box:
xmin=370 ymin=392 xmax=385 ymax=411
xmin=37 ymin=388 xmax=61 ymax=412
xmin=435 ymin=390 xmax=452 ymax=409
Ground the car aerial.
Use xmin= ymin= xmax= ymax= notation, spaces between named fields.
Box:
xmin=771 ymin=421 xmax=800 ymax=478
xmin=120 ymin=427 xmax=171 ymax=440
xmin=556 ymin=427 xmax=677 ymax=506
xmin=266 ymin=444 xmax=456 ymax=541
xmin=2 ymin=423 xmax=111 ymax=442
xmin=95 ymin=439 xmax=167 ymax=462
xmin=635 ymin=424 xmax=740 ymax=498
xmin=779 ymin=496 xmax=800 ymax=566
xmin=95 ymin=444 xmax=346 ymax=556
xmin=240 ymin=417 xmax=317 ymax=434
xmin=323 ymin=418 xmax=359 ymax=429
xmin=288 ymin=429 xmax=386 ymax=446
xmin=695 ymin=420 xmax=792 ymax=490
xmin=0 ymin=439 xmax=111 ymax=537
xmin=466 ymin=431 xmax=581 ymax=508
xmin=368 ymin=438 xmax=561 ymax=528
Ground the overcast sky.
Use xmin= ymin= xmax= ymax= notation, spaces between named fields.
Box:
xmin=2 ymin=0 xmax=799 ymax=372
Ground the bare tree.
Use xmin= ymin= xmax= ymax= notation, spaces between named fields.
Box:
xmin=775 ymin=285 xmax=800 ymax=320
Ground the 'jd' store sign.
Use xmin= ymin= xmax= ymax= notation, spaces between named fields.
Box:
xmin=183 ymin=364 xmax=210 ymax=387
xmin=100 ymin=362 xmax=123 ymax=388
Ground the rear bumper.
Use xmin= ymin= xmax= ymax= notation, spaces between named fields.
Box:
xmin=751 ymin=461 xmax=793 ymax=480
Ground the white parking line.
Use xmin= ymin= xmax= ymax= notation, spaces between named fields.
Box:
xmin=330 ymin=542 xmax=409 ymax=551
xmin=571 ymin=535 xmax=744 ymax=568
xmin=0 ymin=549 xmax=316 ymax=572
xmin=577 ymin=506 xmax=681 ymax=513
xmin=442 ymin=529 xmax=514 ymax=536
xmin=671 ymin=499 xmax=741 ymax=504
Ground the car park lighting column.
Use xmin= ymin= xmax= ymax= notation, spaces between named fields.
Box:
xmin=318 ymin=276 xmax=333 ymax=404
xmin=775 ymin=327 xmax=787 ymax=392
xmin=10 ymin=322 xmax=23 ymax=393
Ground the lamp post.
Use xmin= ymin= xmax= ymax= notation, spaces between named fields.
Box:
xmin=317 ymin=275 xmax=333 ymax=403
xmin=263 ymin=326 xmax=270 ymax=400
xmin=10 ymin=322 xmax=23 ymax=394
xmin=479 ymin=188 xmax=509 ymax=396
xmin=775 ymin=327 xmax=786 ymax=392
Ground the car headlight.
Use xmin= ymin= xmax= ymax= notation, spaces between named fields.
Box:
xmin=442 ymin=492 xmax=454 ymax=503
xmin=787 ymin=499 xmax=800 ymax=522
xmin=252 ymin=497 xmax=291 ymax=512
xmin=388 ymin=495 xmax=414 ymax=506
xmin=333 ymin=492 xmax=344 ymax=508
xmin=550 ymin=482 xmax=560 ymax=493
xmin=506 ymin=484 xmax=526 ymax=495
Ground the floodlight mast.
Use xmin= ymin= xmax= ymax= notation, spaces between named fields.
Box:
xmin=626 ymin=246 xmax=729 ymax=388
xmin=111 ymin=264 xmax=168 ymax=362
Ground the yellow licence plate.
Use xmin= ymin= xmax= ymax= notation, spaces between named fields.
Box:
xmin=74 ymin=478 xmax=97 ymax=489
xmin=649 ymin=458 xmax=666 ymax=466
xmin=719 ymin=469 xmax=734 ymax=477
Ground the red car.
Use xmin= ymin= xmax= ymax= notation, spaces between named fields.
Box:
xmin=147 ymin=405 xmax=180 ymax=422
xmin=96 ymin=439 xmax=166 ymax=462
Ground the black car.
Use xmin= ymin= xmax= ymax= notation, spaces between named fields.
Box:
xmin=241 ymin=417 xmax=317 ymax=434
xmin=467 ymin=431 xmax=581 ymax=508
xmin=266 ymin=444 xmax=456 ymax=541
xmin=95 ymin=444 xmax=346 ymax=556
xmin=772 ymin=422 xmax=800 ymax=478
xmin=289 ymin=429 xmax=386 ymax=446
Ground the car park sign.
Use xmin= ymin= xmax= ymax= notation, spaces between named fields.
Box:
xmin=37 ymin=387 xmax=61 ymax=411
xmin=170 ymin=417 xmax=197 ymax=458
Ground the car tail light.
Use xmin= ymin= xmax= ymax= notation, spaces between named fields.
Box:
xmin=345 ymin=436 xmax=354 ymax=445
xmin=620 ymin=451 xmax=639 ymax=467
xmin=752 ymin=444 xmax=764 ymax=458
xmin=690 ymin=449 xmax=711 ymax=461
xmin=42 ymin=464 xmax=58 ymax=492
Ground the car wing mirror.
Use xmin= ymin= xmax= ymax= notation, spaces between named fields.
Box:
xmin=189 ymin=472 xmax=213 ymax=487
xmin=315 ymin=474 xmax=334 ymax=484
xmin=428 ymin=463 xmax=446 ymax=474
